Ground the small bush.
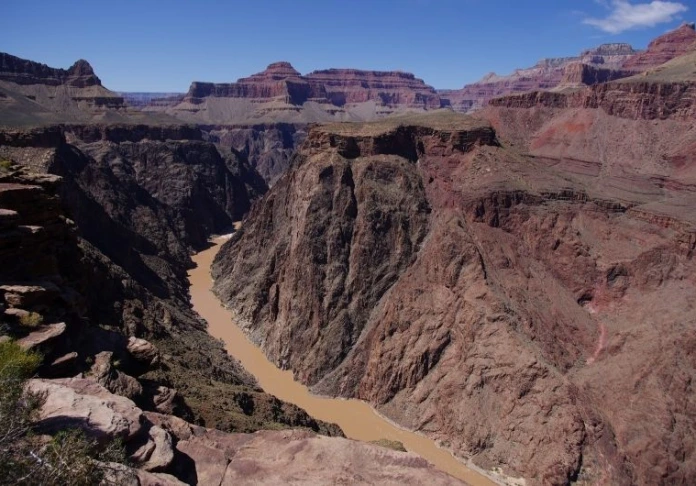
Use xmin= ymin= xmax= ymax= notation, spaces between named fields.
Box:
xmin=19 ymin=312 xmax=43 ymax=329
xmin=0 ymin=341 xmax=130 ymax=485
xmin=0 ymin=159 xmax=12 ymax=170
xmin=0 ymin=339 xmax=42 ymax=380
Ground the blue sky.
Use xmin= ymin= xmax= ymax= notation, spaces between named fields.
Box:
xmin=2 ymin=1 xmax=692 ymax=91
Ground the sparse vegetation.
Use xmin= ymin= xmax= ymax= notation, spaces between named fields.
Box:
xmin=0 ymin=159 xmax=12 ymax=171
xmin=18 ymin=312 xmax=43 ymax=329
xmin=0 ymin=340 xmax=130 ymax=485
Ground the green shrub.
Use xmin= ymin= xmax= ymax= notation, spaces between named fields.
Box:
xmin=0 ymin=340 xmax=42 ymax=383
xmin=0 ymin=159 xmax=12 ymax=170
xmin=19 ymin=312 xmax=43 ymax=329
xmin=0 ymin=341 xmax=131 ymax=485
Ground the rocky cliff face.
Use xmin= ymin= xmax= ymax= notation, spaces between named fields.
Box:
xmin=0 ymin=52 xmax=179 ymax=127
xmin=0 ymin=130 xmax=341 ymax=436
xmin=443 ymin=24 xmax=696 ymax=113
xmin=622 ymin=22 xmax=696 ymax=72
xmin=204 ymin=123 xmax=307 ymax=186
xmin=148 ymin=62 xmax=444 ymax=125
xmin=305 ymin=68 xmax=442 ymax=109
xmin=557 ymin=62 xmax=634 ymax=89
xmin=0 ymin=53 xmax=102 ymax=88
xmin=0 ymin=125 xmax=476 ymax=484
xmin=488 ymin=67 xmax=696 ymax=121
xmin=212 ymin=109 xmax=696 ymax=485
xmin=440 ymin=43 xmax=637 ymax=112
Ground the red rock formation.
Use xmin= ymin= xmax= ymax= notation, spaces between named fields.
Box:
xmin=305 ymin=69 xmax=442 ymax=108
xmin=441 ymin=43 xmax=637 ymax=112
xmin=622 ymin=22 xmax=696 ymax=72
xmin=442 ymin=25 xmax=696 ymax=113
xmin=182 ymin=62 xmax=442 ymax=110
xmin=558 ymin=62 xmax=634 ymax=88
xmin=0 ymin=52 xmax=102 ymax=87
xmin=212 ymin=105 xmax=696 ymax=485
xmin=488 ymin=78 xmax=696 ymax=120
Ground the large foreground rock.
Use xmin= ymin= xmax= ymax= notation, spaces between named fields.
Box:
xmin=27 ymin=377 xmax=145 ymax=441
xmin=26 ymin=378 xmax=466 ymax=485
xmin=176 ymin=428 xmax=464 ymax=485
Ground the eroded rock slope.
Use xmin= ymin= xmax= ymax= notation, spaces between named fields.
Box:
xmin=213 ymin=103 xmax=696 ymax=485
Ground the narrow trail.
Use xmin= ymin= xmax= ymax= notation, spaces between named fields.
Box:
xmin=188 ymin=235 xmax=512 ymax=486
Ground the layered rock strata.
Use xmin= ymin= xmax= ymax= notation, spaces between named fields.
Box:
xmin=212 ymin=110 xmax=696 ymax=485
xmin=148 ymin=62 xmax=444 ymax=124
xmin=442 ymin=24 xmax=696 ymax=112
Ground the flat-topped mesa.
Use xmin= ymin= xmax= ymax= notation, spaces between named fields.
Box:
xmin=185 ymin=61 xmax=312 ymax=104
xmin=305 ymin=69 xmax=442 ymax=109
xmin=580 ymin=43 xmax=639 ymax=67
xmin=303 ymin=112 xmax=497 ymax=159
xmin=581 ymin=43 xmax=637 ymax=57
xmin=558 ymin=62 xmax=634 ymax=88
xmin=184 ymin=62 xmax=443 ymax=109
xmin=0 ymin=52 xmax=101 ymax=87
xmin=623 ymin=22 xmax=696 ymax=72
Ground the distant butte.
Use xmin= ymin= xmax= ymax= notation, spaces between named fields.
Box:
xmin=184 ymin=61 xmax=442 ymax=108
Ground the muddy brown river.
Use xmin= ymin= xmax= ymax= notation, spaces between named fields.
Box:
xmin=188 ymin=235 xmax=502 ymax=486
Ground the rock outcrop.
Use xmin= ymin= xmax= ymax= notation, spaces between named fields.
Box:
xmin=147 ymin=62 xmax=444 ymax=125
xmin=0 ymin=52 xmax=178 ymax=127
xmin=25 ymin=376 xmax=464 ymax=484
xmin=488 ymin=48 xmax=696 ymax=121
xmin=622 ymin=22 xmax=696 ymax=72
xmin=0 ymin=139 xmax=339 ymax=448
xmin=440 ymin=43 xmax=637 ymax=112
xmin=0 ymin=53 xmax=102 ymax=88
xmin=442 ymin=25 xmax=696 ymax=113
xmin=212 ymin=108 xmax=696 ymax=485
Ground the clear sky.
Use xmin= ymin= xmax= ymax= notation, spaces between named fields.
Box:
xmin=3 ymin=1 xmax=692 ymax=92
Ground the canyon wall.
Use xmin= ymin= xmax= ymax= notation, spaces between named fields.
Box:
xmin=212 ymin=106 xmax=696 ymax=485
xmin=442 ymin=23 xmax=696 ymax=113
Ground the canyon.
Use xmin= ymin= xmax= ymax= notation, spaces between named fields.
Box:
xmin=1 ymin=20 xmax=696 ymax=486
xmin=211 ymin=40 xmax=696 ymax=483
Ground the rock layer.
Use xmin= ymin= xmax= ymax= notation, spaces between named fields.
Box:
xmin=148 ymin=62 xmax=444 ymax=125
xmin=213 ymin=107 xmax=696 ymax=485
xmin=442 ymin=24 xmax=696 ymax=113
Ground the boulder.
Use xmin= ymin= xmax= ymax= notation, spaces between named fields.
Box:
xmin=17 ymin=322 xmax=65 ymax=351
xmin=1 ymin=282 xmax=59 ymax=308
xmin=127 ymin=336 xmax=159 ymax=365
xmin=130 ymin=425 xmax=175 ymax=472
xmin=89 ymin=351 xmax=143 ymax=400
xmin=26 ymin=377 xmax=144 ymax=441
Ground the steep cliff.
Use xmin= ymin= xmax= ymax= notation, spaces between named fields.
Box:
xmin=212 ymin=110 xmax=696 ymax=485
xmin=442 ymin=24 xmax=696 ymax=113
xmin=0 ymin=162 xmax=474 ymax=484
xmin=440 ymin=43 xmax=637 ymax=112
xmin=488 ymin=49 xmax=696 ymax=121
xmin=148 ymin=62 xmax=444 ymax=124
xmin=0 ymin=127 xmax=341 ymax=441
xmin=0 ymin=52 xmax=178 ymax=126
xmin=622 ymin=22 xmax=696 ymax=72
xmin=204 ymin=123 xmax=306 ymax=186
